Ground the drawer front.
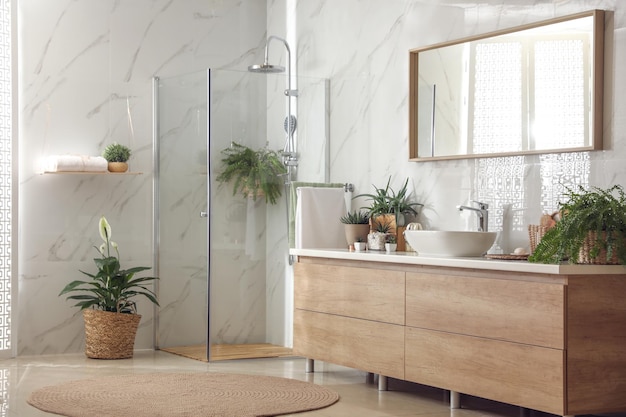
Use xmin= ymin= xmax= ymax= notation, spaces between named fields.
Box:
xmin=406 ymin=272 xmax=564 ymax=348
xmin=405 ymin=327 xmax=565 ymax=415
xmin=295 ymin=263 xmax=405 ymax=325
xmin=294 ymin=309 xmax=405 ymax=379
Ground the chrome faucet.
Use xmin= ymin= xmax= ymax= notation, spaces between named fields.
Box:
xmin=456 ymin=201 xmax=489 ymax=232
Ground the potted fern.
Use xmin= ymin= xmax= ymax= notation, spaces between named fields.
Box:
xmin=102 ymin=143 xmax=131 ymax=173
xmin=528 ymin=185 xmax=626 ymax=265
xmin=216 ymin=142 xmax=287 ymax=205
xmin=340 ymin=210 xmax=370 ymax=247
xmin=59 ymin=216 xmax=158 ymax=359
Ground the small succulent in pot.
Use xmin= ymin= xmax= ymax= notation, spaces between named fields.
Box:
xmin=340 ymin=210 xmax=370 ymax=225
xmin=341 ymin=210 xmax=371 ymax=246
xmin=102 ymin=143 xmax=132 ymax=172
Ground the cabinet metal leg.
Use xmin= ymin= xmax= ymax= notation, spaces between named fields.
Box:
xmin=450 ymin=391 xmax=461 ymax=409
xmin=378 ymin=375 xmax=388 ymax=391
xmin=305 ymin=358 xmax=314 ymax=373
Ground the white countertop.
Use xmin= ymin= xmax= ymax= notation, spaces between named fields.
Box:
xmin=290 ymin=248 xmax=626 ymax=275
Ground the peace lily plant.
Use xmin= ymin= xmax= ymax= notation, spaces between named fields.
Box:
xmin=59 ymin=216 xmax=159 ymax=313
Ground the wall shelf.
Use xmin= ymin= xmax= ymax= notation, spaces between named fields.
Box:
xmin=41 ymin=171 xmax=143 ymax=175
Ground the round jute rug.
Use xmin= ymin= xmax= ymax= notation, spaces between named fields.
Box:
xmin=27 ymin=372 xmax=340 ymax=417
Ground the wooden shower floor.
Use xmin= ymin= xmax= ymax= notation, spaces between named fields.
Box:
xmin=160 ymin=343 xmax=293 ymax=362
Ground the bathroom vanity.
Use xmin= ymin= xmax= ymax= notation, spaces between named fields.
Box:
xmin=290 ymin=249 xmax=626 ymax=417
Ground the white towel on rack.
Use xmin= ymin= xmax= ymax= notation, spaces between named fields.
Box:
xmin=295 ymin=187 xmax=347 ymax=249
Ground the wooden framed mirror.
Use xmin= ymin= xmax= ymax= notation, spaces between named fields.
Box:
xmin=409 ymin=10 xmax=604 ymax=161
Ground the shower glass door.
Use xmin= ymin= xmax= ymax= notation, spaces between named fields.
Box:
xmin=156 ymin=69 xmax=329 ymax=361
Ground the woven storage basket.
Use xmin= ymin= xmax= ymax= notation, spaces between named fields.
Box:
xmin=577 ymin=231 xmax=621 ymax=264
xmin=528 ymin=224 xmax=550 ymax=253
xmin=83 ymin=309 xmax=141 ymax=359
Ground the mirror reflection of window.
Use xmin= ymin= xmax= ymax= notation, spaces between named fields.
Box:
xmin=534 ymin=38 xmax=588 ymax=149
xmin=470 ymin=35 xmax=588 ymax=154
xmin=471 ymin=41 xmax=523 ymax=154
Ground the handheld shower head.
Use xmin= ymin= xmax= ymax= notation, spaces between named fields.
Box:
xmin=284 ymin=115 xmax=297 ymax=135
xmin=248 ymin=63 xmax=285 ymax=73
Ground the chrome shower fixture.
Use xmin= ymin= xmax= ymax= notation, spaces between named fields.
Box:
xmin=248 ymin=35 xmax=298 ymax=174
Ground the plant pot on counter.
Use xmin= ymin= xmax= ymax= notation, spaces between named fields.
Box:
xmin=354 ymin=242 xmax=367 ymax=251
xmin=344 ymin=224 xmax=370 ymax=247
xmin=367 ymin=232 xmax=387 ymax=251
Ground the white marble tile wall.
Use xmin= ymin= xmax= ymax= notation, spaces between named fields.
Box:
xmin=18 ymin=0 xmax=267 ymax=355
xmin=291 ymin=0 xmax=626 ymax=254
xmin=17 ymin=0 xmax=626 ymax=356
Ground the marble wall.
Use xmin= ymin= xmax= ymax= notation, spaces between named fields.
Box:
xmin=290 ymin=0 xmax=626 ymax=253
xmin=17 ymin=0 xmax=267 ymax=355
xmin=16 ymin=0 xmax=626 ymax=355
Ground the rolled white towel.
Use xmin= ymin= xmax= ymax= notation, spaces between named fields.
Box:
xmin=45 ymin=155 xmax=84 ymax=172
xmin=82 ymin=156 xmax=108 ymax=172
xmin=45 ymin=155 xmax=109 ymax=172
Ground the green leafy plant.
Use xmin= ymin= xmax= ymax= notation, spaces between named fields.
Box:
xmin=340 ymin=210 xmax=370 ymax=224
xmin=216 ymin=142 xmax=287 ymax=205
xmin=386 ymin=234 xmax=397 ymax=244
xmin=102 ymin=143 xmax=131 ymax=162
xmin=59 ymin=216 xmax=159 ymax=313
xmin=355 ymin=177 xmax=422 ymax=220
xmin=528 ymin=185 xmax=626 ymax=264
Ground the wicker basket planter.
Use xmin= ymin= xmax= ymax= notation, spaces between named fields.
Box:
xmin=528 ymin=224 xmax=549 ymax=253
xmin=83 ymin=309 xmax=141 ymax=359
xmin=577 ymin=231 xmax=621 ymax=264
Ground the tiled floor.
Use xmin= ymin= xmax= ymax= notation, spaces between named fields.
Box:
xmin=0 ymin=350 xmax=591 ymax=416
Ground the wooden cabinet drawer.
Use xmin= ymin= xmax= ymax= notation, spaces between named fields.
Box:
xmin=295 ymin=263 xmax=405 ymax=325
xmin=406 ymin=272 xmax=564 ymax=348
xmin=405 ymin=327 xmax=565 ymax=415
xmin=293 ymin=309 xmax=405 ymax=379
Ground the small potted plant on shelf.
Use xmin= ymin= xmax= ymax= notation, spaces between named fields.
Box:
xmin=385 ymin=234 xmax=397 ymax=252
xmin=59 ymin=216 xmax=159 ymax=359
xmin=528 ymin=184 xmax=626 ymax=265
xmin=102 ymin=143 xmax=132 ymax=173
xmin=340 ymin=210 xmax=370 ymax=247
xmin=216 ymin=142 xmax=287 ymax=205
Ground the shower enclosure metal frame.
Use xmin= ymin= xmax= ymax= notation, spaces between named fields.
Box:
xmin=152 ymin=68 xmax=330 ymax=361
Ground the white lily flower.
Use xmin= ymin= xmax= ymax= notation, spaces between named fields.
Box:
xmin=99 ymin=216 xmax=112 ymax=243
xmin=99 ymin=243 xmax=106 ymax=255
xmin=111 ymin=241 xmax=118 ymax=250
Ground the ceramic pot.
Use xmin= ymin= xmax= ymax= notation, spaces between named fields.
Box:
xmin=385 ymin=243 xmax=397 ymax=252
xmin=354 ymin=242 xmax=367 ymax=251
xmin=108 ymin=162 xmax=128 ymax=173
xmin=344 ymin=224 xmax=370 ymax=246
xmin=367 ymin=232 xmax=387 ymax=251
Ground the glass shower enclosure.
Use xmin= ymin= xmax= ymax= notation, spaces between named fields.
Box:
xmin=154 ymin=69 xmax=329 ymax=360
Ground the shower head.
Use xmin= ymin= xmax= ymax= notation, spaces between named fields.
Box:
xmin=248 ymin=63 xmax=285 ymax=73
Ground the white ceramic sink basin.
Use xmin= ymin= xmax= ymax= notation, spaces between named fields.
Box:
xmin=404 ymin=230 xmax=497 ymax=257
